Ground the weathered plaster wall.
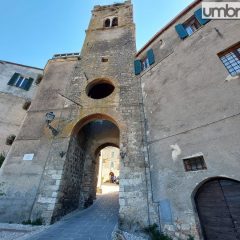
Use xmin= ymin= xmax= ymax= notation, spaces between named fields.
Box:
xmin=0 ymin=59 xmax=76 ymax=223
xmin=139 ymin=3 xmax=240 ymax=239
xmin=0 ymin=62 xmax=42 ymax=156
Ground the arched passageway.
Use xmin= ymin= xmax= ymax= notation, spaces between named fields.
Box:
xmin=51 ymin=116 xmax=120 ymax=222
xmin=195 ymin=178 xmax=240 ymax=240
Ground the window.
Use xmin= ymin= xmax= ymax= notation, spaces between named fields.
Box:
xmin=112 ymin=17 xmax=118 ymax=27
xmin=104 ymin=19 xmax=111 ymax=27
xmin=183 ymin=156 xmax=207 ymax=172
xmin=218 ymin=42 xmax=240 ymax=76
xmin=111 ymin=152 xmax=114 ymax=158
xmin=101 ymin=57 xmax=108 ymax=62
xmin=175 ymin=8 xmax=210 ymax=40
xmin=134 ymin=49 xmax=155 ymax=75
xmin=141 ymin=58 xmax=150 ymax=71
xmin=8 ymin=73 xmax=34 ymax=91
xmin=104 ymin=17 xmax=118 ymax=28
xmin=184 ymin=16 xmax=201 ymax=36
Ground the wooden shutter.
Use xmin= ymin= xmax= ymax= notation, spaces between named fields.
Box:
xmin=194 ymin=8 xmax=210 ymax=25
xmin=175 ymin=24 xmax=188 ymax=39
xmin=134 ymin=60 xmax=142 ymax=75
xmin=24 ymin=77 xmax=34 ymax=91
xmin=8 ymin=73 xmax=19 ymax=86
xmin=147 ymin=49 xmax=155 ymax=65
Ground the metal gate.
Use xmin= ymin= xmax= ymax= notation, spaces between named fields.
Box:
xmin=195 ymin=178 xmax=240 ymax=240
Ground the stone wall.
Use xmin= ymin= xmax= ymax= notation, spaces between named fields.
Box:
xmin=0 ymin=0 xmax=158 ymax=232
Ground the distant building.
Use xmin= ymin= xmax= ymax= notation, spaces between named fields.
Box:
xmin=100 ymin=146 xmax=120 ymax=183
xmin=0 ymin=60 xmax=43 ymax=157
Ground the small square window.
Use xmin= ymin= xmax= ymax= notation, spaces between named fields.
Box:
xmin=218 ymin=42 xmax=240 ymax=76
xmin=183 ymin=156 xmax=207 ymax=172
xmin=101 ymin=57 xmax=108 ymax=62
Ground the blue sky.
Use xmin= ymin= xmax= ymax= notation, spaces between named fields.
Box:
xmin=0 ymin=0 xmax=193 ymax=68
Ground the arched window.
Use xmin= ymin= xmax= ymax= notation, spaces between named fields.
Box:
xmin=112 ymin=17 xmax=118 ymax=27
xmin=104 ymin=19 xmax=110 ymax=28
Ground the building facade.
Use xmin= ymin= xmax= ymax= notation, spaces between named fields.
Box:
xmin=0 ymin=61 xmax=43 ymax=159
xmin=135 ymin=0 xmax=240 ymax=239
xmin=0 ymin=0 xmax=240 ymax=239
xmin=100 ymin=146 xmax=120 ymax=183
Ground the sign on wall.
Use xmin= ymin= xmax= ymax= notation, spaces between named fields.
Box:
xmin=23 ymin=154 xmax=34 ymax=161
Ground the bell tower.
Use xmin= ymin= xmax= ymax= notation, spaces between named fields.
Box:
xmin=0 ymin=0 xmax=157 ymax=232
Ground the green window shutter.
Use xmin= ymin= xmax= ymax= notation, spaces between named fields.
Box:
xmin=175 ymin=24 xmax=188 ymax=39
xmin=8 ymin=73 xmax=19 ymax=86
xmin=22 ymin=78 xmax=34 ymax=91
xmin=134 ymin=60 xmax=142 ymax=75
xmin=194 ymin=8 xmax=210 ymax=25
xmin=147 ymin=49 xmax=155 ymax=65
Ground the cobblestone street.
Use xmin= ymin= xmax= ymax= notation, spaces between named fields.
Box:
xmin=22 ymin=190 xmax=119 ymax=240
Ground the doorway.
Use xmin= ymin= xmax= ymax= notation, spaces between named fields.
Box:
xmin=195 ymin=178 xmax=240 ymax=240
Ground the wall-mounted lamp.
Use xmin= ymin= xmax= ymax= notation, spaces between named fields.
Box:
xmin=45 ymin=112 xmax=58 ymax=136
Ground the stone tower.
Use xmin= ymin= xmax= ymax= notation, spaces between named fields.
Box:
xmin=0 ymin=0 xmax=156 ymax=231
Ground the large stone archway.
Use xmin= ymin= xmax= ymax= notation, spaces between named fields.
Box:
xmin=51 ymin=116 xmax=120 ymax=221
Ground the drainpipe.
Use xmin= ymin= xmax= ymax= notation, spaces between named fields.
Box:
xmin=138 ymin=72 xmax=161 ymax=231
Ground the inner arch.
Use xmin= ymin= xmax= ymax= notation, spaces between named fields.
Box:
xmin=51 ymin=118 xmax=120 ymax=222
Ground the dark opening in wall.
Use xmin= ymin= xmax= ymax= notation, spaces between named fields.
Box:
xmin=35 ymin=74 xmax=43 ymax=85
xmin=22 ymin=100 xmax=31 ymax=110
xmin=104 ymin=19 xmax=110 ymax=27
xmin=101 ymin=57 xmax=108 ymax=62
xmin=6 ymin=135 xmax=16 ymax=145
xmin=0 ymin=152 xmax=5 ymax=168
xmin=183 ymin=155 xmax=207 ymax=172
xmin=112 ymin=17 xmax=118 ymax=27
xmin=87 ymin=80 xmax=114 ymax=99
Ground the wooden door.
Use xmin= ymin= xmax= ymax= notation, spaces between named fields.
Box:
xmin=195 ymin=178 xmax=240 ymax=240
